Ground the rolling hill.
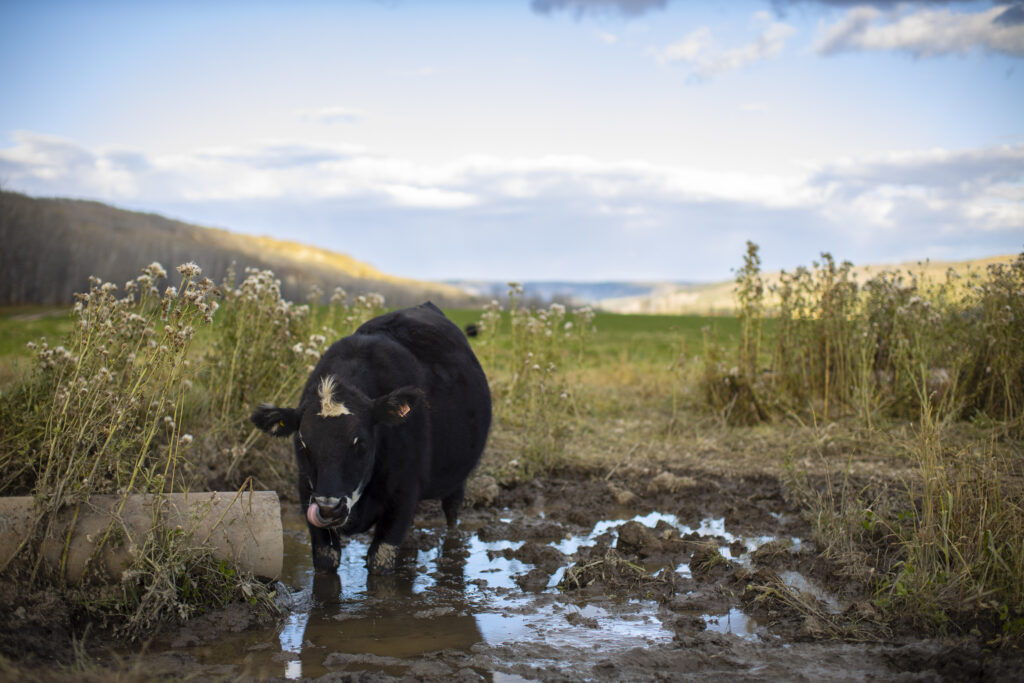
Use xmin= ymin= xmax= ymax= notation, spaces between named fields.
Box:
xmin=0 ymin=191 xmax=471 ymax=307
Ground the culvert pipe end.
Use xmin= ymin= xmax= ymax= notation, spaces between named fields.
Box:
xmin=0 ymin=491 xmax=283 ymax=583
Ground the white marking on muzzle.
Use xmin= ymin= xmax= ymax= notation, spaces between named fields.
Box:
xmin=317 ymin=376 xmax=351 ymax=418
xmin=345 ymin=484 xmax=364 ymax=513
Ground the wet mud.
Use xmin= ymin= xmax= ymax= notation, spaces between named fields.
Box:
xmin=5 ymin=468 xmax=1022 ymax=681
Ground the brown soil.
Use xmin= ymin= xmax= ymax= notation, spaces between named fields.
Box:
xmin=1 ymin=462 xmax=1021 ymax=681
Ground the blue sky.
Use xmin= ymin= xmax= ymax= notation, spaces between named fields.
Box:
xmin=1 ymin=0 xmax=1022 ymax=281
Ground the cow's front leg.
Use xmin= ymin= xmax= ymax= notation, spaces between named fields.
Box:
xmin=297 ymin=449 xmax=340 ymax=572
xmin=366 ymin=499 xmax=417 ymax=574
xmin=300 ymin=476 xmax=340 ymax=572
xmin=308 ymin=514 xmax=341 ymax=572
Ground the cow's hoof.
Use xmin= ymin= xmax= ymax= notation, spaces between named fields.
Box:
xmin=367 ymin=542 xmax=398 ymax=574
xmin=313 ymin=545 xmax=340 ymax=572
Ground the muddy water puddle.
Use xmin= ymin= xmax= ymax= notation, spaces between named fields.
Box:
xmin=148 ymin=504 xmax=836 ymax=680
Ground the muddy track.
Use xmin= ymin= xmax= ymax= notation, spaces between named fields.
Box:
xmin=2 ymin=467 xmax=1021 ymax=681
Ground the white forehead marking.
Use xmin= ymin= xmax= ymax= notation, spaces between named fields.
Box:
xmin=317 ymin=375 xmax=352 ymax=418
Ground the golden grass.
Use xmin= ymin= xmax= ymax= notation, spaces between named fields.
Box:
xmin=601 ymin=253 xmax=1019 ymax=315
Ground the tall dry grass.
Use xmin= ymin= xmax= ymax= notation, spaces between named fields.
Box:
xmin=0 ymin=262 xmax=388 ymax=636
xmin=709 ymin=244 xmax=1024 ymax=640
xmin=471 ymin=284 xmax=596 ymax=477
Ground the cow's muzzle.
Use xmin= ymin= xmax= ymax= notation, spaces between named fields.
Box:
xmin=307 ymin=496 xmax=349 ymax=528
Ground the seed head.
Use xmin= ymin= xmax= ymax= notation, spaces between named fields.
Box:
xmin=177 ymin=262 xmax=202 ymax=278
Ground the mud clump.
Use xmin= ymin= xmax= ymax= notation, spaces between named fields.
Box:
xmin=514 ymin=568 xmax=551 ymax=593
xmin=0 ymin=584 xmax=74 ymax=665
xmin=558 ymin=548 xmax=677 ymax=602
xmin=614 ymin=521 xmax=659 ymax=557
xmin=476 ymin=519 xmax=566 ymax=543
xmin=672 ymin=613 xmax=708 ymax=636
xmin=690 ymin=542 xmax=731 ymax=580
xmin=615 ymin=520 xmax=693 ymax=567
xmin=646 ymin=471 xmax=696 ymax=495
xmin=464 ymin=474 xmax=499 ymax=508
xmin=170 ymin=603 xmax=260 ymax=648
xmin=565 ymin=611 xmax=599 ymax=629
xmin=491 ymin=541 xmax=567 ymax=574
xmin=607 ymin=483 xmax=637 ymax=506
xmin=749 ymin=539 xmax=794 ymax=569
xmin=499 ymin=542 xmax=568 ymax=593
xmin=734 ymin=567 xmax=884 ymax=642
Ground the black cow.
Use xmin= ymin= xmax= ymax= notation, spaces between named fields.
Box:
xmin=251 ymin=302 xmax=491 ymax=574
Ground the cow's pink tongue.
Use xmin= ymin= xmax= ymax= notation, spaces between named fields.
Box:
xmin=306 ymin=503 xmax=328 ymax=528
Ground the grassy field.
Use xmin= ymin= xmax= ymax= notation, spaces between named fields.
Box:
xmin=0 ymin=307 xmax=73 ymax=355
xmin=445 ymin=308 xmax=742 ymax=367
xmin=0 ymin=251 xmax=1021 ymax=648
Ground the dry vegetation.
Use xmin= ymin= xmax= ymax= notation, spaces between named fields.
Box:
xmin=601 ymin=250 xmax=1018 ymax=315
xmin=0 ymin=262 xmax=390 ymax=638
xmin=468 ymin=245 xmax=1024 ymax=645
xmin=0 ymin=243 xmax=1021 ymax=654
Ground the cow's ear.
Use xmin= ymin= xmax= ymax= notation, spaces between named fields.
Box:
xmin=250 ymin=404 xmax=300 ymax=437
xmin=372 ymin=386 xmax=425 ymax=426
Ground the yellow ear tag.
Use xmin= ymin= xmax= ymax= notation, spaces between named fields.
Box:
xmin=279 ymin=420 xmax=286 ymax=427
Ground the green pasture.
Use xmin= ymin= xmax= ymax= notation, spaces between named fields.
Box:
xmin=443 ymin=308 xmax=744 ymax=368
xmin=0 ymin=306 xmax=743 ymax=372
xmin=0 ymin=307 xmax=74 ymax=357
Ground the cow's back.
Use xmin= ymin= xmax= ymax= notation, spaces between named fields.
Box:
xmin=355 ymin=302 xmax=471 ymax=366
xmin=356 ymin=302 xmax=491 ymax=497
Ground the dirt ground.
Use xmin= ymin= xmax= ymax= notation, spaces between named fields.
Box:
xmin=2 ymin=457 xmax=1022 ymax=681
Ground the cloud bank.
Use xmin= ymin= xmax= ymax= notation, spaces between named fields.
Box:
xmin=815 ymin=3 xmax=1024 ymax=57
xmin=1 ymin=131 xmax=1020 ymax=279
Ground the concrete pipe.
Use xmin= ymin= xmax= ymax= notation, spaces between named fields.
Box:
xmin=0 ymin=491 xmax=283 ymax=583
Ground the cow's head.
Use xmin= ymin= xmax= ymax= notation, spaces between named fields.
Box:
xmin=251 ymin=374 xmax=424 ymax=529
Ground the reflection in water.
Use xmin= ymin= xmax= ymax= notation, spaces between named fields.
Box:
xmin=278 ymin=519 xmax=484 ymax=680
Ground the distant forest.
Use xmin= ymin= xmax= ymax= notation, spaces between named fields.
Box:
xmin=0 ymin=191 xmax=471 ymax=308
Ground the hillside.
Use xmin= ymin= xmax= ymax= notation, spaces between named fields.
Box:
xmin=0 ymin=191 xmax=470 ymax=307
xmin=598 ymin=254 xmax=1019 ymax=315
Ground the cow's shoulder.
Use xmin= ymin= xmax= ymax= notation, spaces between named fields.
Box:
xmin=355 ymin=302 xmax=469 ymax=365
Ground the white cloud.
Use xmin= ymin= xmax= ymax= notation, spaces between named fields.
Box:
xmin=809 ymin=144 xmax=1024 ymax=232
xmin=654 ymin=13 xmax=797 ymax=78
xmin=816 ymin=5 xmax=1024 ymax=58
xmin=1 ymin=132 xmax=1019 ymax=274
xmin=656 ymin=26 xmax=712 ymax=64
xmin=381 ymin=184 xmax=479 ymax=209
xmin=296 ymin=106 xmax=366 ymax=124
